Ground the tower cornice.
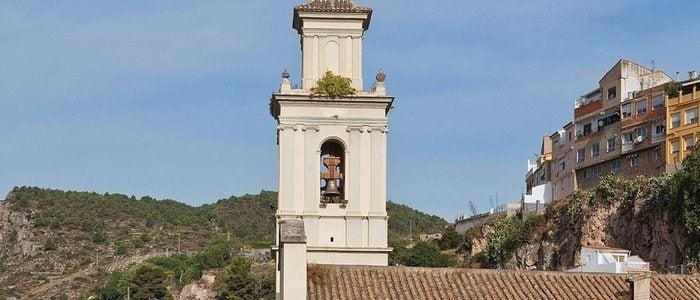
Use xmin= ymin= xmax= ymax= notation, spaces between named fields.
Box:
xmin=270 ymin=93 xmax=394 ymax=120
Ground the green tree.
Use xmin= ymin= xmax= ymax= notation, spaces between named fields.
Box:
xmin=671 ymin=146 xmax=700 ymax=233
xmin=128 ymin=263 xmax=172 ymax=300
xmin=222 ymin=259 xmax=276 ymax=300
xmin=437 ymin=226 xmax=463 ymax=250
xmin=405 ymin=241 xmax=455 ymax=267
xmin=666 ymin=146 xmax=700 ymax=268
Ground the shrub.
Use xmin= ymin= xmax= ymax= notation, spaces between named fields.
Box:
xmin=92 ymin=231 xmax=106 ymax=244
xmin=311 ymin=71 xmax=356 ymax=97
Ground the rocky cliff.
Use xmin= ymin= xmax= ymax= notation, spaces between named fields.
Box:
xmin=469 ymin=175 xmax=694 ymax=273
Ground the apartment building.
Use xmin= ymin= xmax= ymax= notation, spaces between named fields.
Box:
xmin=666 ymin=73 xmax=700 ymax=172
xmin=619 ymin=84 xmax=669 ymax=177
xmin=526 ymin=59 xmax=681 ymax=203
xmin=550 ymin=122 xmax=577 ymax=201
xmin=523 ymin=136 xmax=553 ymax=214
xmin=525 ymin=136 xmax=553 ymax=196
xmin=574 ymin=60 xmax=672 ymax=189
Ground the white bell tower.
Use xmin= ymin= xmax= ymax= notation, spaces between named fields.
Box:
xmin=270 ymin=0 xmax=393 ymax=266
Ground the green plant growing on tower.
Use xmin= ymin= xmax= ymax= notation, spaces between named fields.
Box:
xmin=311 ymin=71 xmax=356 ymax=97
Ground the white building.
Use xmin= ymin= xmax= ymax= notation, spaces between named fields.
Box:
xmin=568 ymin=246 xmax=650 ymax=274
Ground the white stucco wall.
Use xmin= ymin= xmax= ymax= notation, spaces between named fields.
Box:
xmin=523 ymin=183 xmax=552 ymax=204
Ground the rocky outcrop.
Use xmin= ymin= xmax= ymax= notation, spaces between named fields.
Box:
xmin=178 ymin=271 xmax=221 ymax=300
xmin=0 ymin=201 xmax=38 ymax=258
xmin=470 ymin=176 xmax=690 ymax=273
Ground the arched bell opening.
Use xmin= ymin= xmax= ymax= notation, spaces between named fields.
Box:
xmin=320 ymin=139 xmax=346 ymax=204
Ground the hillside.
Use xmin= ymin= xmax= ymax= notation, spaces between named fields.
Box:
xmin=0 ymin=187 xmax=447 ymax=298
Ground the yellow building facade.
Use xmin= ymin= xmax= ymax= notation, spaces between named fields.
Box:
xmin=666 ymin=77 xmax=700 ymax=172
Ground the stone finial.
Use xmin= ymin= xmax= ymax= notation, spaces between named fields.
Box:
xmin=375 ymin=68 xmax=386 ymax=83
xmin=280 ymin=69 xmax=292 ymax=93
xmin=373 ymin=68 xmax=386 ymax=95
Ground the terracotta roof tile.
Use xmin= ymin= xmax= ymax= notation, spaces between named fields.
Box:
xmin=307 ymin=265 xmax=700 ymax=300
xmin=295 ymin=0 xmax=371 ymax=13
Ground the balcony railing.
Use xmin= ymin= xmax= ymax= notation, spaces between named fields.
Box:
xmin=625 ymin=261 xmax=650 ymax=273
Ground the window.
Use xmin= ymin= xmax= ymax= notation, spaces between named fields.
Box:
xmin=630 ymin=155 xmax=639 ymax=167
xmin=671 ymin=113 xmax=681 ymax=128
xmin=611 ymin=160 xmax=621 ymax=172
xmin=607 ymin=138 xmax=616 ymax=152
xmin=636 ymin=100 xmax=647 ymax=115
xmin=654 ymin=124 xmax=665 ymax=135
xmin=654 ymin=148 xmax=661 ymax=161
xmin=607 ymin=86 xmax=616 ymax=100
xmin=591 ymin=143 xmax=600 ymax=157
xmin=671 ymin=140 xmax=680 ymax=153
xmin=652 ymin=95 xmax=664 ymax=110
xmin=593 ymin=165 xmax=603 ymax=177
xmin=621 ymin=103 xmax=632 ymax=118
xmin=583 ymin=123 xmax=592 ymax=136
xmin=686 ymin=136 xmax=696 ymax=151
xmin=577 ymin=148 xmax=585 ymax=162
xmin=636 ymin=127 xmax=647 ymax=139
xmin=559 ymin=160 xmax=566 ymax=171
xmin=583 ymin=168 xmax=590 ymax=179
xmin=622 ymin=132 xmax=633 ymax=144
xmin=686 ymin=108 xmax=698 ymax=125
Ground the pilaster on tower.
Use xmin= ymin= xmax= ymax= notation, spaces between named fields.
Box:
xmin=293 ymin=0 xmax=372 ymax=91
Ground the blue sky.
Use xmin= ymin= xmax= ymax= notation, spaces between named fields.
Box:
xmin=1 ymin=0 xmax=698 ymax=220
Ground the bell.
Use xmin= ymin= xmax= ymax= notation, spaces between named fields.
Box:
xmin=323 ymin=179 xmax=341 ymax=197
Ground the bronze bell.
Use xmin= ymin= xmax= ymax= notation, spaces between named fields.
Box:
xmin=324 ymin=179 xmax=341 ymax=197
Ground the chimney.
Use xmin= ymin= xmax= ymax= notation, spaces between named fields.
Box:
xmin=278 ymin=219 xmax=307 ymax=300
xmin=628 ymin=273 xmax=652 ymax=300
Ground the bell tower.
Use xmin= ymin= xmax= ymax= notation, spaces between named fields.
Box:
xmin=270 ymin=0 xmax=393 ymax=266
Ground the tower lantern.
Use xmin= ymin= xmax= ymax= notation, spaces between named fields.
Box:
xmin=292 ymin=0 xmax=372 ymax=90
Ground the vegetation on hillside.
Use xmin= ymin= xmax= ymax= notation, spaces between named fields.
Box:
xmin=5 ymin=187 xmax=213 ymax=231
xmin=387 ymin=200 xmax=447 ymax=236
xmin=0 ymin=187 xmax=450 ymax=297
xmin=647 ymin=146 xmax=700 ymax=268
xmin=95 ymin=238 xmax=275 ymax=299
xmin=212 ymin=191 xmax=277 ymax=245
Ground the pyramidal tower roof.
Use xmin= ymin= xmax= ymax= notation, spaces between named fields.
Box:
xmin=293 ymin=0 xmax=373 ymax=32
xmin=295 ymin=0 xmax=372 ymax=13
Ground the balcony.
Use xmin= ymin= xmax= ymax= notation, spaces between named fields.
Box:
xmin=575 ymin=99 xmax=603 ymax=120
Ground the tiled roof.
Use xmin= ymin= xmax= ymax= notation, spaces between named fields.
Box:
xmin=307 ymin=265 xmax=700 ymax=300
xmin=295 ymin=0 xmax=372 ymax=14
